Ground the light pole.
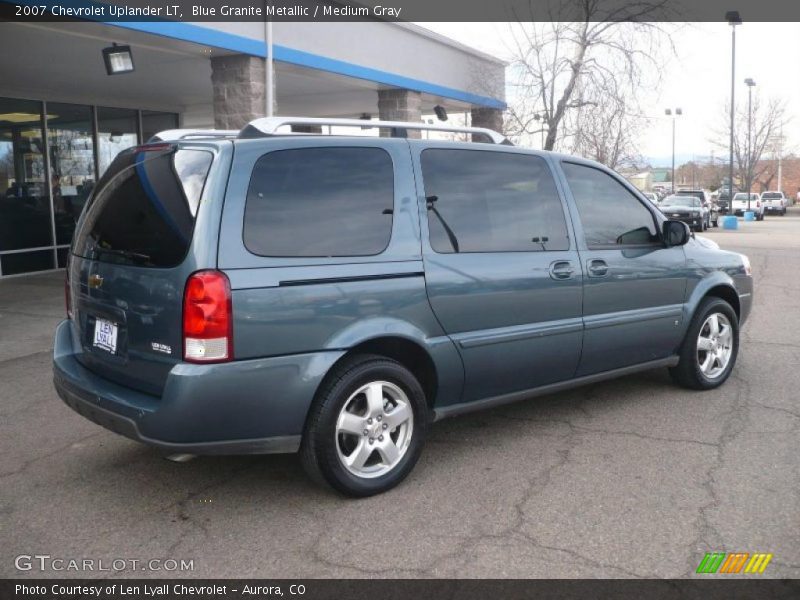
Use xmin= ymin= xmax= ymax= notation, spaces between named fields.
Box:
xmin=665 ymin=108 xmax=682 ymax=192
xmin=534 ymin=112 xmax=547 ymax=149
xmin=727 ymin=11 xmax=741 ymax=202
xmin=745 ymin=77 xmax=756 ymax=208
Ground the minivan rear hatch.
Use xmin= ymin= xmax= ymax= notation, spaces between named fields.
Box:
xmin=67 ymin=144 xmax=215 ymax=396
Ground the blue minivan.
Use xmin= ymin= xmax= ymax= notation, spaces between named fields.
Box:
xmin=54 ymin=117 xmax=753 ymax=496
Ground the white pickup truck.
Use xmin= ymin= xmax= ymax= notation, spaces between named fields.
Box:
xmin=761 ymin=191 xmax=788 ymax=216
xmin=731 ymin=192 xmax=764 ymax=220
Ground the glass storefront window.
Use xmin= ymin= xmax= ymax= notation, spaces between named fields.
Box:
xmin=47 ymin=102 xmax=95 ymax=246
xmin=1 ymin=249 xmax=54 ymax=276
xmin=141 ymin=110 xmax=179 ymax=142
xmin=97 ymin=106 xmax=138 ymax=175
xmin=0 ymin=99 xmax=180 ymax=276
xmin=0 ymin=97 xmax=53 ymax=253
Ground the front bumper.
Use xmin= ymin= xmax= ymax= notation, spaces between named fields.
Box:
xmin=668 ymin=215 xmax=703 ymax=228
xmin=53 ymin=320 xmax=344 ymax=455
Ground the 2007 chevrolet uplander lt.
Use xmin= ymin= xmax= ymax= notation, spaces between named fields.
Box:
xmin=54 ymin=117 xmax=753 ymax=496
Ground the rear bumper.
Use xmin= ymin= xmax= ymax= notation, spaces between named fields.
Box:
xmin=53 ymin=320 xmax=344 ymax=455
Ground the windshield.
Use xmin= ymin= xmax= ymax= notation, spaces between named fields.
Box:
xmin=661 ymin=197 xmax=699 ymax=207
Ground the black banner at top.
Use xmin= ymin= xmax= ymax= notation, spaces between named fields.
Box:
xmin=2 ymin=0 xmax=800 ymax=22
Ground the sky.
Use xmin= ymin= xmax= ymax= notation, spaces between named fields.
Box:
xmin=417 ymin=22 xmax=800 ymax=166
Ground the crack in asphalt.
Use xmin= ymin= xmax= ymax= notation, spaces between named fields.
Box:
xmin=681 ymin=372 xmax=751 ymax=577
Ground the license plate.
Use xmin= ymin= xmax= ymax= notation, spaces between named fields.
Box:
xmin=93 ymin=318 xmax=118 ymax=354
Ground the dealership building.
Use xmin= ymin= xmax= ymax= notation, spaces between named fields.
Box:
xmin=0 ymin=18 xmax=506 ymax=277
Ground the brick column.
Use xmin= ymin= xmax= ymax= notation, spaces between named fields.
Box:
xmin=211 ymin=54 xmax=267 ymax=130
xmin=378 ymin=89 xmax=422 ymax=138
xmin=470 ymin=107 xmax=504 ymax=141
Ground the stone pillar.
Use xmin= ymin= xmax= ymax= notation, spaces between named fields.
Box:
xmin=470 ymin=107 xmax=504 ymax=141
xmin=211 ymin=54 xmax=266 ymax=130
xmin=378 ymin=89 xmax=422 ymax=138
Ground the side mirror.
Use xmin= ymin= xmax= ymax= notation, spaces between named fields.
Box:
xmin=663 ymin=220 xmax=691 ymax=247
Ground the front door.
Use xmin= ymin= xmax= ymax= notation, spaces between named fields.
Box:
xmin=412 ymin=144 xmax=584 ymax=404
xmin=558 ymin=161 xmax=687 ymax=376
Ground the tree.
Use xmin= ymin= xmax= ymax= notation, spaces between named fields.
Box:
xmin=504 ymin=1 xmax=673 ymax=154
xmin=566 ymin=79 xmax=645 ymax=169
xmin=712 ymin=94 xmax=789 ymax=194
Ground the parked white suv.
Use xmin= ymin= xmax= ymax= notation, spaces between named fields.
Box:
xmin=760 ymin=191 xmax=787 ymax=216
xmin=732 ymin=193 xmax=764 ymax=220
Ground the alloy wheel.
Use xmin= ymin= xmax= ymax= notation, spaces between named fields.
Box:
xmin=696 ymin=313 xmax=733 ymax=379
xmin=335 ymin=381 xmax=414 ymax=478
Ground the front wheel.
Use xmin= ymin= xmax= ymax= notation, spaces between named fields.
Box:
xmin=301 ymin=355 xmax=428 ymax=496
xmin=670 ymin=297 xmax=739 ymax=390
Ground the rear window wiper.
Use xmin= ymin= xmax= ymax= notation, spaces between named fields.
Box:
xmin=92 ymin=246 xmax=152 ymax=264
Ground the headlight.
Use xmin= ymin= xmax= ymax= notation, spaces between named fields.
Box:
xmin=739 ymin=253 xmax=751 ymax=276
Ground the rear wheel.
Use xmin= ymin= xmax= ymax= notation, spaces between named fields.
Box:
xmin=670 ymin=297 xmax=739 ymax=390
xmin=301 ymin=355 xmax=428 ymax=496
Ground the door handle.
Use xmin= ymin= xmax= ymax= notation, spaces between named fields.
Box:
xmin=587 ymin=259 xmax=609 ymax=277
xmin=549 ymin=260 xmax=575 ymax=280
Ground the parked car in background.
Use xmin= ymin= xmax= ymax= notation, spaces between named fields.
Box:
xmin=659 ymin=195 xmax=709 ymax=231
xmin=675 ymin=189 xmax=718 ymax=227
xmin=52 ymin=117 xmax=753 ymax=496
xmin=716 ymin=189 xmax=733 ymax=214
xmin=643 ymin=192 xmax=659 ymax=205
xmin=732 ymin=192 xmax=763 ymax=220
xmin=760 ymin=191 xmax=787 ymax=215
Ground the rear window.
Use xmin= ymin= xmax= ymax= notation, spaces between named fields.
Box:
xmin=72 ymin=147 xmax=212 ymax=267
xmin=761 ymin=193 xmax=782 ymax=199
xmin=243 ymin=147 xmax=394 ymax=257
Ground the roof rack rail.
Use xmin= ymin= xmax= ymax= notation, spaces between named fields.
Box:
xmin=148 ymin=129 xmax=239 ymax=143
xmin=238 ymin=117 xmax=511 ymax=145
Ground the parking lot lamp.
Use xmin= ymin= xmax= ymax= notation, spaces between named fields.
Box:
xmin=726 ymin=11 xmax=741 ymax=203
xmin=745 ymin=78 xmax=756 ymax=207
xmin=665 ymin=108 xmax=682 ymax=191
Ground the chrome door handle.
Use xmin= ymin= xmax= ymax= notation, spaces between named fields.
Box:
xmin=587 ymin=259 xmax=609 ymax=277
xmin=549 ymin=260 xmax=575 ymax=280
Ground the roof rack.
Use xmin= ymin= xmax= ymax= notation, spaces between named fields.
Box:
xmin=238 ymin=117 xmax=511 ymax=145
xmin=148 ymin=129 xmax=239 ymax=142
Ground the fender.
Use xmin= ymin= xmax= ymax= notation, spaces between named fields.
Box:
xmin=684 ymin=270 xmax=739 ymax=323
xmin=322 ymin=316 xmax=465 ymax=407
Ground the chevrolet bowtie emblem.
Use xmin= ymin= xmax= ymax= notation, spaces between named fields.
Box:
xmin=88 ymin=274 xmax=104 ymax=289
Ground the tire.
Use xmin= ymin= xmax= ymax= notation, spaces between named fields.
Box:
xmin=669 ymin=297 xmax=739 ymax=390
xmin=300 ymin=354 xmax=428 ymax=497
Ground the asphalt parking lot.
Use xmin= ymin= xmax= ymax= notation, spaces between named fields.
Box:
xmin=2 ymin=209 xmax=798 ymax=579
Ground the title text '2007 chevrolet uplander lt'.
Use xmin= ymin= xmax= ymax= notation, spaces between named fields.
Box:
xmin=54 ymin=117 xmax=753 ymax=496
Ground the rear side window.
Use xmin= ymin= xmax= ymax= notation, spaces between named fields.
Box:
xmin=72 ymin=147 xmax=213 ymax=267
xmin=244 ymin=147 xmax=394 ymax=257
xmin=420 ymin=149 xmax=569 ymax=253
xmin=561 ymin=162 xmax=659 ymax=248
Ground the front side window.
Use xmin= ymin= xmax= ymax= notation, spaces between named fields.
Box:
xmin=244 ymin=147 xmax=394 ymax=257
xmin=561 ymin=162 xmax=660 ymax=248
xmin=420 ymin=149 xmax=569 ymax=253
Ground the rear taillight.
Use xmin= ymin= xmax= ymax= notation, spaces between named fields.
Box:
xmin=65 ymin=273 xmax=72 ymax=320
xmin=182 ymin=270 xmax=233 ymax=363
